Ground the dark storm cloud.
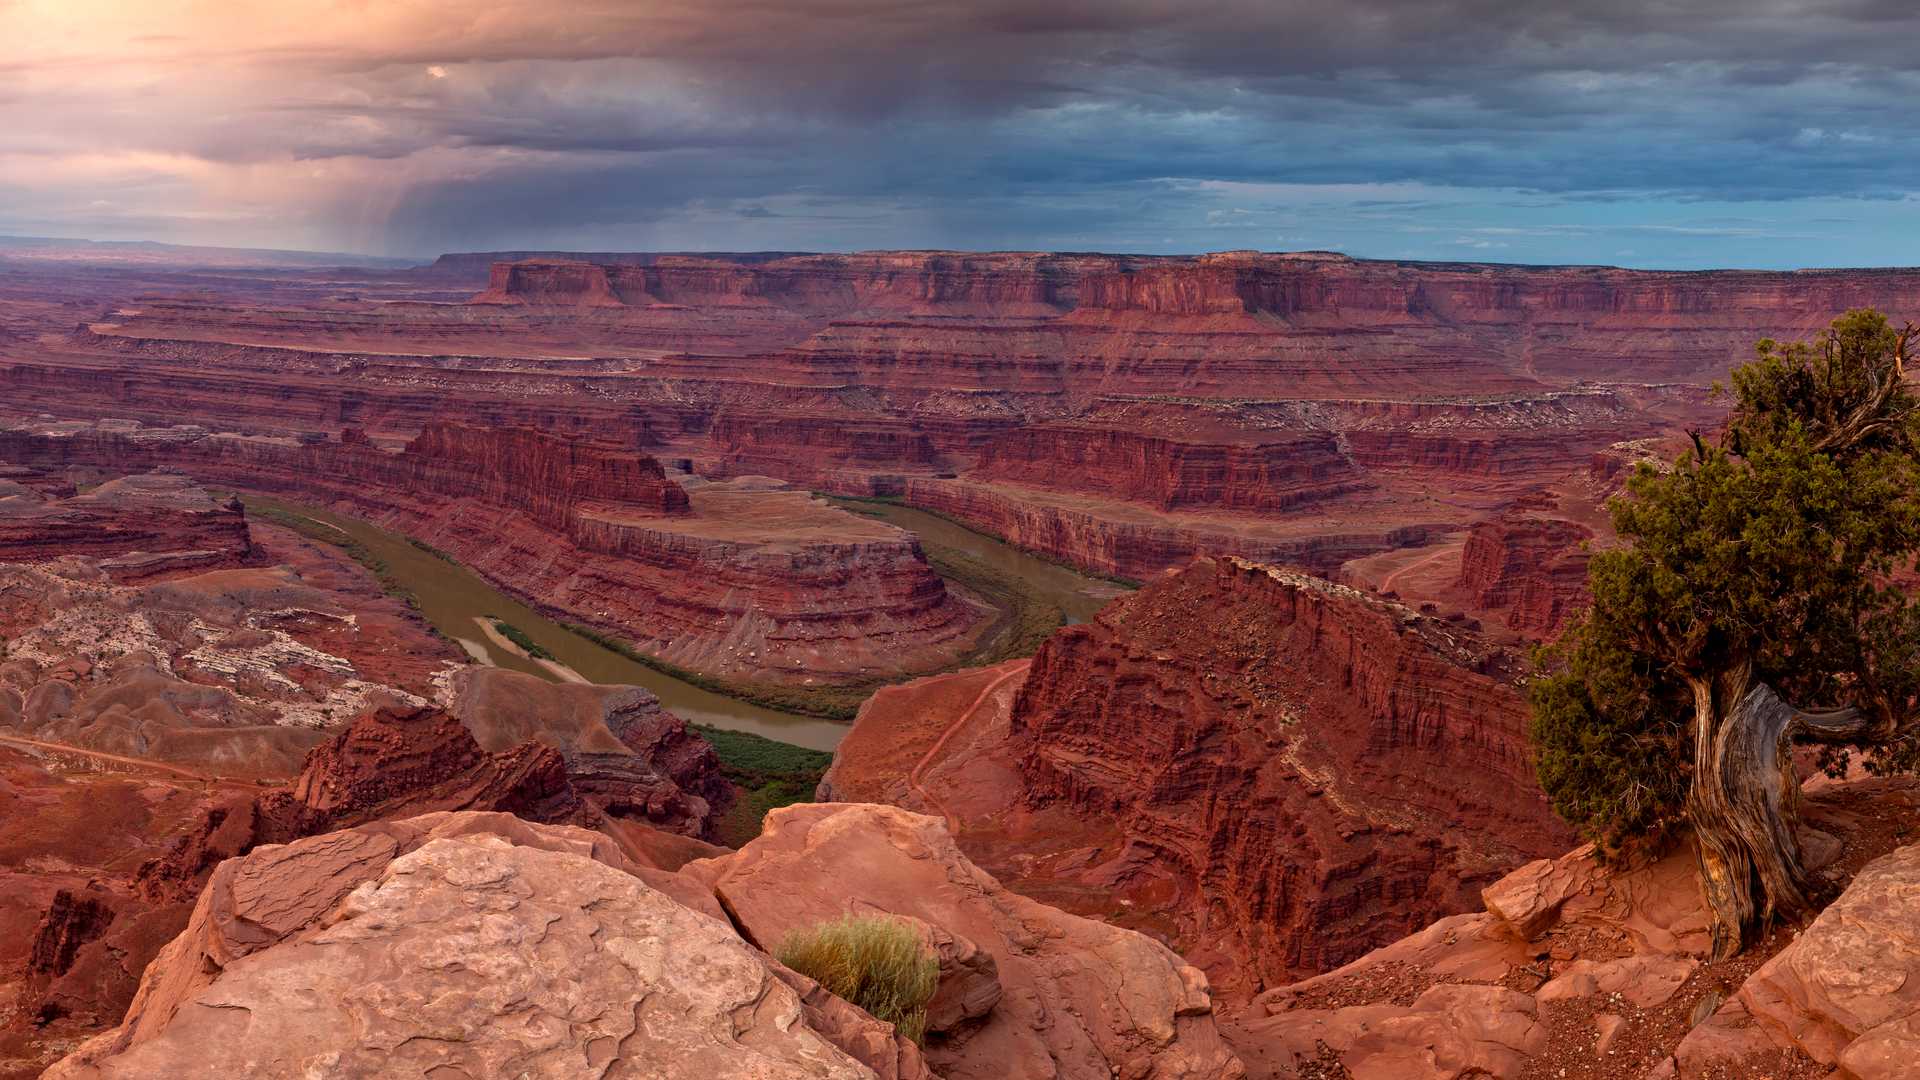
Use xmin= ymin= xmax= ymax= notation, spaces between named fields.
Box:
xmin=6 ymin=1 xmax=1920 ymax=263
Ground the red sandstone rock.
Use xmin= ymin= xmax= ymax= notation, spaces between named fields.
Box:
xmin=972 ymin=408 xmax=1368 ymax=514
xmin=1739 ymin=841 xmax=1920 ymax=1071
xmin=1005 ymin=556 xmax=1573 ymax=993
xmin=133 ymin=699 xmax=726 ymax=904
xmin=0 ymin=472 xmax=256 ymax=582
xmin=448 ymin=666 xmax=731 ymax=835
xmin=0 ymin=419 xmax=985 ymax=685
xmin=1219 ymin=779 xmax=1920 ymax=1079
xmin=47 ymin=811 xmax=925 ymax=1079
xmin=685 ymin=802 xmax=1245 ymax=1080
xmin=3 ymin=247 xmax=1876 ymax=594
xmin=1455 ymin=510 xmax=1594 ymax=635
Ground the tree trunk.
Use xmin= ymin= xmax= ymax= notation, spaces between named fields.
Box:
xmin=1688 ymin=678 xmax=1878 ymax=958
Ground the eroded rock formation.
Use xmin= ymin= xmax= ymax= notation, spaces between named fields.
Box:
xmin=1220 ymin=775 xmax=1920 ymax=1080
xmin=0 ymin=418 xmax=985 ymax=685
xmin=1005 ymin=556 xmax=1572 ymax=992
xmin=1455 ymin=509 xmax=1595 ymax=636
xmin=0 ymin=473 xmax=255 ymax=583
xmin=823 ymin=557 xmax=1575 ymax=998
xmin=5 ymin=247 xmax=1881 ymax=598
xmin=46 ymin=812 xmax=931 ymax=1080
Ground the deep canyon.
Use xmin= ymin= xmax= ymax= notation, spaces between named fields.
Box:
xmin=2 ymin=243 xmax=1917 ymax=1079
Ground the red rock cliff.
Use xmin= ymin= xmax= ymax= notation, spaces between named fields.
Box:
xmin=1008 ymin=556 xmax=1574 ymax=992
xmin=1456 ymin=511 xmax=1596 ymax=636
xmin=0 ymin=420 xmax=982 ymax=685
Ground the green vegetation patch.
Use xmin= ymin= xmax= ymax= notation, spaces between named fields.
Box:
xmin=692 ymin=723 xmax=834 ymax=848
xmin=488 ymin=617 xmax=555 ymax=660
xmin=407 ymin=536 xmax=459 ymax=563
xmin=775 ymin=914 xmax=939 ymax=1044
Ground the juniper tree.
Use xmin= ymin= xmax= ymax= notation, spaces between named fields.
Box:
xmin=1531 ymin=308 xmax=1920 ymax=958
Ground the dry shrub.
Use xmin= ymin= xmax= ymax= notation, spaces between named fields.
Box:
xmin=775 ymin=914 xmax=940 ymax=1043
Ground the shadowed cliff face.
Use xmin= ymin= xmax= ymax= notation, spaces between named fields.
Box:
xmin=1007 ymin=556 xmax=1574 ymax=993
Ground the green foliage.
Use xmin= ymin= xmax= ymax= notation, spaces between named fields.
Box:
xmin=690 ymin=724 xmax=833 ymax=848
xmin=775 ymin=915 xmax=940 ymax=1044
xmin=1531 ymin=309 xmax=1920 ymax=857
xmin=487 ymin=617 xmax=555 ymax=660
xmin=693 ymin=724 xmax=834 ymax=777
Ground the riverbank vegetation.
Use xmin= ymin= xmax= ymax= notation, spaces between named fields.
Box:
xmin=487 ymin=618 xmax=555 ymax=661
xmin=694 ymin=724 xmax=834 ymax=847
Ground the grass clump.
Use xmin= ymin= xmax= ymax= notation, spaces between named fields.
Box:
xmin=775 ymin=915 xmax=940 ymax=1044
xmin=488 ymin=617 xmax=555 ymax=660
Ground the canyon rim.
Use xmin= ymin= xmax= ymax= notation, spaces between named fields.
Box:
xmin=7 ymin=1 xmax=1920 ymax=1077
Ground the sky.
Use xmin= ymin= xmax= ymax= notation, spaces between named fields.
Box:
xmin=5 ymin=0 xmax=1920 ymax=267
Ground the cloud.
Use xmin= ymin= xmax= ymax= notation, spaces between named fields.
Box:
xmin=2 ymin=1 xmax=1920 ymax=263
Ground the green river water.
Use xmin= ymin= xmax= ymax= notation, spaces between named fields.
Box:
xmin=829 ymin=499 xmax=1125 ymax=625
xmin=245 ymin=495 xmax=1119 ymax=752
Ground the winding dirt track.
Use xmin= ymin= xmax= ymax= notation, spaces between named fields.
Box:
xmin=1379 ymin=544 xmax=1461 ymax=595
xmin=906 ymin=660 xmax=1029 ymax=833
xmin=0 ymin=733 xmax=211 ymax=779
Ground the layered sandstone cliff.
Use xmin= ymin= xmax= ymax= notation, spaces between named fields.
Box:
xmin=5 ymin=247 xmax=1902 ymax=620
xmin=1006 ymin=556 xmax=1573 ymax=992
xmin=1455 ymin=510 xmax=1595 ymax=635
xmin=473 ymin=251 xmax=1920 ymax=348
xmin=0 ymin=472 xmax=256 ymax=582
xmin=0 ymin=418 xmax=985 ymax=685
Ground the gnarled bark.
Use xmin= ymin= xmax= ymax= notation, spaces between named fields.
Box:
xmin=1689 ymin=679 xmax=1883 ymax=958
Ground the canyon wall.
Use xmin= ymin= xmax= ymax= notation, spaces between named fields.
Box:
xmin=0 ymin=473 xmax=257 ymax=582
xmin=1006 ymin=556 xmax=1573 ymax=991
xmin=0 ymin=420 xmax=984 ymax=685
xmin=3 ymin=247 xmax=1909 ymax=613
xmin=1455 ymin=510 xmax=1596 ymax=635
xmin=475 ymin=251 xmax=1920 ymax=337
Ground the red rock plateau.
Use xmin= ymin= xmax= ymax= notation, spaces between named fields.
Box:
xmin=41 ymin=803 xmax=1245 ymax=1080
xmin=823 ymin=555 xmax=1575 ymax=999
xmin=0 ymin=473 xmax=255 ymax=583
xmin=0 ymin=248 xmax=1905 ymax=604
xmin=0 ymin=416 xmax=987 ymax=686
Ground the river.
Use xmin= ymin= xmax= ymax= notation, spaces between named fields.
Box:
xmin=244 ymin=495 xmax=1123 ymax=753
xmin=244 ymin=496 xmax=851 ymax=750
xmin=832 ymin=499 xmax=1126 ymax=624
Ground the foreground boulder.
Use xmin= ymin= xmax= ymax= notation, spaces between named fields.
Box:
xmin=1225 ymin=777 xmax=1920 ymax=1079
xmin=46 ymin=811 xmax=928 ymax=1079
xmin=688 ymin=802 xmax=1246 ymax=1080
xmin=1737 ymin=841 xmax=1920 ymax=1076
